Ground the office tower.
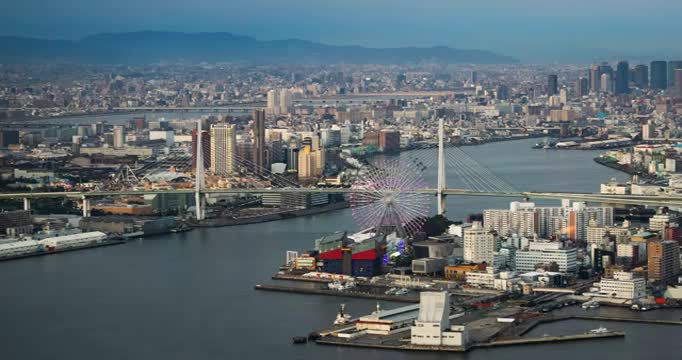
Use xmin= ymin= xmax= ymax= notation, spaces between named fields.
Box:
xmin=470 ymin=71 xmax=478 ymax=84
xmin=650 ymin=61 xmax=667 ymax=90
xmin=286 ymin=146 xmax=299 ymax=172
xmin=320 ymin=129 xmax=341 ymax=148
xmin=253 ymin=109 xmax=266 ymax=175
xmin=589 ymin=64 xmax=601 ymax=93
xmin=209 ymin=123 xmax=236 ymax=176
xmin=297 ymin=145 xmax=316 ymax=179
xmin=600 ymin=73 xmax=614 ymax=94
xmin=559 ymin=88 xmax=568 ymax=105
xmin=642 ymin=120 xmax=655 ymax=140
xmin=191 ymin=129 xmax=211 ymax=171
xmin=113 ymin=125 xmax=125 ymax=148
xmin=648 ymin=240 xmax=681 ymax=286
xmin=615 ymin=61 xmax=630 ymax=95
xmin=675 ymin=69 xmax=682 ymax=97
xmin=0 ymin=130 xmax=20 ymax=147
xmin=576 ymin=77 xmax=589 ymax=97
xmin=279 ymin=89 xmax=293 ymax=115
xmin=463 ymin=221 xmax=496 ymax=264
xmin=266 ymin=89 xmax=279 ymax=116
xmin=667 ymin=60 xmax=682 ymax=88
xmin=547 ymin=74 xmax=558 ymax=96
xmin=633 ymin=65 xmax=649 ymax=89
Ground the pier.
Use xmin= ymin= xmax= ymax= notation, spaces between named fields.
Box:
xmin=254 ymin=284 xmax=419 ymax=303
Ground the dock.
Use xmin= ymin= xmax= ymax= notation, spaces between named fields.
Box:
xmin=254 ymin=284 xmax=419 ymax=303
xmin=475 ymin=332 xmax=625 ymax=348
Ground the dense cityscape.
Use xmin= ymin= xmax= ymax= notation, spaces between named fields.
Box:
xmin=3 ymin=0 xmax=682 ymax=357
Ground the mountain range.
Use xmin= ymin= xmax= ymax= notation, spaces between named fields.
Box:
xmin=0 ymin=31 xmax=518 ymax=65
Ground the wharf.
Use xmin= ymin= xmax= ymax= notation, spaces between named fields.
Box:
xmin=272 ymin=273 xmax=333 ymax=283
xmin=315 ymin=332 xmax=624 ymax=352
xmin=254 ymin=284 xmax=419 ymax=303
xmin=0 ymin=239 xmax=126 ymax=262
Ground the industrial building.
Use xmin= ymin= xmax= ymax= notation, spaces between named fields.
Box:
xmin=410 ymin=292 xmax=469 ymax=347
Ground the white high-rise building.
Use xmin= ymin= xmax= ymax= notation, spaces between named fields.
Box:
xmin=464 ymin=221 xmax=496 ymax=264
xmin=210 ymin=124 xmax=236 ymax=176
xmin=113 ymin=125 xmax=125 ymax=148
xmin=279 ymin=89 xmax=293 ymax=115
xmin=410 ymin=292 xmax=468 ymax=347
xmin=267 ymin=89 xmax=280 ymax=116
xmin=483 ymin=202 xmax=538 ymax=238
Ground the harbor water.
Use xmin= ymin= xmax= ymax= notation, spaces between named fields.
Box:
xmin=2 ymin=138 xmax=678 ymax=360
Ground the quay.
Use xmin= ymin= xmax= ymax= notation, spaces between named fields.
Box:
xmin=0 ymin=239 xmax=126 ymax=262
xmin=254 ymin=284 xmax=419 ymax=303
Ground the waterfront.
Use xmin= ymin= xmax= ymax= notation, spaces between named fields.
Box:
xmin=2 ymin=138 xmax=674 ymax=360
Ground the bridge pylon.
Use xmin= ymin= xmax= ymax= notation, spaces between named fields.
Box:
xmin=195 ymin=119 xmax=205 ymax=221
xmin=437 ymin=117 xmax=446 ymax=216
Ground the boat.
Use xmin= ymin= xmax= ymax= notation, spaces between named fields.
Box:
xmin=543 ymin=145 xmax=551 ymax=149
xmin=292 ymin=336 xmax=308 ymax=344
xmin=589 ymin=326 xmax=609 ymax=334
xmin=394 ymin=288 xmax=410 ymax=295
xmin=384 ymin=287 xmax=397 ymax=295
xmin=334 ymin=304 xmax=352 ymax=325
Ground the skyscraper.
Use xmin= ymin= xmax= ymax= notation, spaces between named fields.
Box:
xmin=667 ymin=60 xmax=682 ymax=88
xmin=209 ymin=123 xmax=236 ymax=176
xmin=113 ymin=125 xmax=125 ymax=148
xmin=675 ymin=69 xmax=682 ymax=97
xmin=547 ymin=74 xmax=558 ymax=96
xmin=279 ymin=89 xmax=293 ymax=115
xmin=650 ymin=61 xmax=667 ymax=90
xmin=266 ymin=89 xmax=279 ymax=116
xmin=253 ymin=109 xmax=266 ymax=175
xmin=589 ymin=64 xmax=601 ymax=93
xmin=463 ymin=221 xmax=496 ymax=264
xmin=600 ymin=73 xmax=613 ymax=94
xmin=633 ymin=64 xmax=649 ymax=89
xmin=615 ymin=61 xmax=629 ymax=95
xmin=575 ymin=77 xmax=589 ymax=98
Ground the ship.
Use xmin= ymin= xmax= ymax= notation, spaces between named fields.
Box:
xmin=589 ymin=326 xmax=609 ymax=334
xmin=334 ymin=304 xmax=351 ymax=325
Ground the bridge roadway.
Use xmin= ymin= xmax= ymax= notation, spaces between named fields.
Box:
xmin=3 ymin=188 xmax=682 ymax=207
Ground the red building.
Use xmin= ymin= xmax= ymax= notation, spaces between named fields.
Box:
xmin=379 ymin=129 xmax=401 ymax=152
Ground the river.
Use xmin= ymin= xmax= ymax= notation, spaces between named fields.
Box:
xmin=3 ymin=138 xmax=677 ymax=360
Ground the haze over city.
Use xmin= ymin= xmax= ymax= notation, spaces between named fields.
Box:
xmin=2 ymin=0 xmax=682 ymax=62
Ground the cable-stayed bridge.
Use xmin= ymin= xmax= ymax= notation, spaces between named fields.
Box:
xmin=3 ymin=119 xmax=680 ymax=219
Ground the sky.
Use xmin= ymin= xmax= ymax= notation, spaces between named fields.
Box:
xmin=1 ymin=0 xmax=682 ymax=63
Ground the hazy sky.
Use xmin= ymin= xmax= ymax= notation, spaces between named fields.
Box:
xmin=2 ymin=0 xmax=681 ymax=62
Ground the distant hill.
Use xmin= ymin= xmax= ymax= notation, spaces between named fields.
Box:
xmin=0 ymin=31 xmax=518 ymax=65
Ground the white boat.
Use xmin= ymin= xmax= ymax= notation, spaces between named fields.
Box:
xmin=334 ymin=304 xmax=352 ymax=325
xmin=589 ymin=326 xmax=609 ymax=334
xmin=394 ymin=288 xmax=410 ymax=295
xmin=384 ymin=287 xmax=397 ymax=295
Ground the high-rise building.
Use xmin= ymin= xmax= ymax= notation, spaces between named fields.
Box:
xmin=675 ymin=69 xmax=682 ymax=97
xmin=297 ymin=145 xmax=317 ymax=179
xmin=279 ymin=89 xmax=293 ymax=115
xmin=0 ymin=130 xmax=20 ymax=147
xmin=547 ymin=74 xmax=558 ymax=96
xmin=483 ymin=202 xmax=538 ymax=238
xmin=600 ymin=73 xmax=614 ymax=94
xmin=568 ymin=202 xmax=613 ymax=242
xmin=589 ymin=64 xmax=601 ymax=93
xmin=209 ymin=123 xmax=236 ymax=176
xmin=650 ymin=61 xmax=667 ymax=90
xmin=113 ymin=125 xmax=125 ymax=148
xmin=470 ymin=71 xmax=478 ymax=85
xmin=191 ymin=129 xmax=211 ymax=171
xmin=320 ymin=129 xmax=341 ymax=148
xmin=633 ymin=65 xmax=649 ymax=89
xmin=666 ymin=60 xmax=682 ymax=88
xmin=253 ymin=109 xmax=266 ymax=175
xmin=378 ymin=129 xmax=401 ymax=152
xmin=463 ymin=221 xmax=496 ymax=264
xmin=642 ymin=120 xmax=655 ymax=140
xmin=615 ymin=61 xmax=630 ymax=95
xmin=647 ymin=240 xmax=681 ymax=286
xmin=266 ymin=89 xmax=280 ymax=116
xmin=575 ymin=77 xmax=589 ymax=98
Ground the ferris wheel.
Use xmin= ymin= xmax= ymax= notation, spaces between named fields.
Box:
xmin=349 ymin=159 xmax=431 ymax=236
